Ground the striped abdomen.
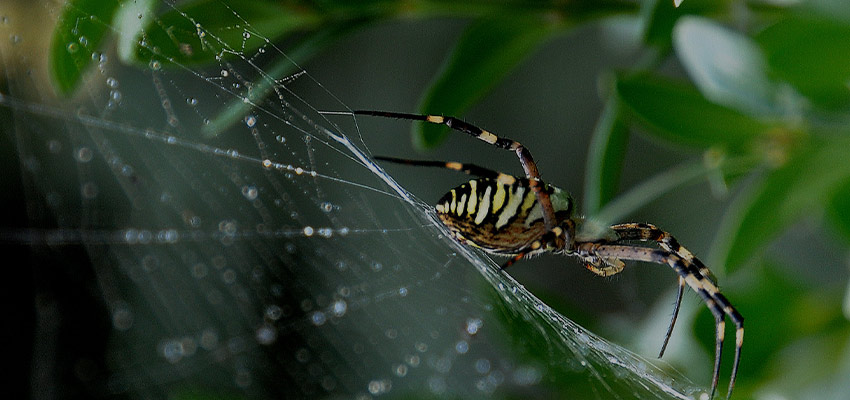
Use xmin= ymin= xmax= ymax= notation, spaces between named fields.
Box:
xmin=435 ymin=178 xmax=573 ymax=254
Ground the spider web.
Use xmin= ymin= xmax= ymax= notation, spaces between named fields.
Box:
xmin=1 ymin=1 xmax=705 ymax=399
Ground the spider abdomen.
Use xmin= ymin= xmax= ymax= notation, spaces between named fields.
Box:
xmin=435 ymin=178 xmax=572 ymax=255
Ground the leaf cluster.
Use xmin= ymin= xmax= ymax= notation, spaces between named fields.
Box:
xmin=47 ymin=0 xmax=850 ymax=397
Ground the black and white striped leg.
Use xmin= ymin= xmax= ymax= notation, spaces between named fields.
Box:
xmin=373 ymin=156 xmax=519 ymax=185
xmin=353 ymin=110 xmax=559 ymax=233
xmin=658 ymin=276 xmax=685 ymax=358
xmin=573 ymin=242 xmax=742 ymax=399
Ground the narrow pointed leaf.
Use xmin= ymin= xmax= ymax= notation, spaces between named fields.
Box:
xmin=50 ymin=0 xmax=122 ymax=95
xmin=416 ymin=15 xmax=558 ymax=149
xmin=584 ymin=95 xmax=628 ymax=215
xmin=615 ymin=74 xmax=775 ymax=152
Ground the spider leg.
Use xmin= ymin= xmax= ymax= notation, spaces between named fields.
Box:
xmin=373 ymin=156 xmax=518 ymax=185
xmin=500 ymin=223 xmax=573 ymax=270
xmin=611 ymin=222 xmax=718 ymax=285
xmin=583 ymin=255 xmax=625 ymax=277
xmin=573 ymin=242 xmax=743 ymax=399
xmin=658 ymin=276 xmax=685 ymax=358
xmin=353 ymin=110 xmax=558 ymax=233
xmin=608 ymin=223 xmax=720 ymax=360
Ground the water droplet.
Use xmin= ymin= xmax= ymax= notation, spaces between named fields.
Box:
xmin=220 ymin=69 xmax=229 ymax=77
xmin=455 ymin=340 xmax=469 ymax=354
xmin=265 ymin=304 xmax=282 ymax=320
xmin=368 ymin=379 xmax=392 ymax=395
xmin=405 ymin=354 xmax=420 ymax=367
xmin=466 ymin=318 xmax=483 ymax=335
xmin=241 ymin=185 xmax=258 ymax=200
xmin=256 ymin=325 xmax=277 ymax=345
xmin=331 ymin=300 xmax=347 ymax=317
xmin=295 ymin=348 xmax=310 ymax=363
xmin=475 ymin=358 xmax=491 ymax=374
xmin=161 ymin=339 xmax=184 ymax=363
xmin=66 ymin=42 xmax=78 ymax=53
xmin=191 ymin=263 xmax=208 ymax=279
xmin=111 ymin=303 xmax=133 ymax=331
xmin=149 ymin=60 xmax=161 ymax=70
xmin=186 ymin=97 xmax=198 ymax=106
xmin=320 ymin=202 xmax=333 ymax=212
xmin=244 ymin=115 xmax=256 ymax=127
xmin=275 ymin=135 xmax=286 ymax=144
xmin=303 ymin=226 xmax=314 ymax=236
xmin=310 ymin=311 xmax=326 ymax=326
xmin=81 ymin=182 xmax=98 ymax=198
xmin=242 ymin=31 xmax=251 ymax=39
xmin=47 ymin=140 xmax=61 ymax=153
xmin=75 ymin=147 xmax=93 ymax=162
xmin=105 ymin=77 xmax=118 ymax=88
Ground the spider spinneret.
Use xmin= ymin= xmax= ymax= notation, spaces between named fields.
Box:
xmin=337 ymin=109 xmax=743 ymax=399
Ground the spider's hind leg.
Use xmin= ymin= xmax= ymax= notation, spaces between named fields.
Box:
xmin=611 ymin=222 xmax=717 ymax=284
xmin=609 ymin=223 xmax=715 ymax=358
xmin=585 ymin=224 xmax=744 ymax=399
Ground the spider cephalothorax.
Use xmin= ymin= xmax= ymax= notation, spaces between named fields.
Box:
xmin=343 ymin=110 xmax=743 ymax=399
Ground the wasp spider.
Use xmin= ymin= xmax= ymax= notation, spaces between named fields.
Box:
xmin=346 ymin=110 xmax=742 ymax=399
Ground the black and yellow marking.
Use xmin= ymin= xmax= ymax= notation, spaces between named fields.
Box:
xmin=352 ymin=109 xmax=744 ymax=400
xmin=594 ymin=223 xmax=744 ymax=399
xmin=432 ymin=177 xmax=572 ymax=255
xmin=356 ymin=110 xmax=557 ymax=231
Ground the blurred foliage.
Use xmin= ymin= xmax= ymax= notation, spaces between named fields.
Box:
xmin=48 ymin=0 xmax=850 ymax=398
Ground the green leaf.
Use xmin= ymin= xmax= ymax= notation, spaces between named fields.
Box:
xmin=415 ymin=15 xmax=559 ymax=149
xmin=640 ymin=0 xmax=680 ymax=47
xmin=115 ymin=0 xmax=158 ymax=64
xmin=826 ymin=178 xmax=850 ymax=244
xmin=714 ymin=138 xmax=850 ymax=272
xmin=756 ymin=15 xmax=850 ymax=109
xmin=49 ymin=0 xmax=123 ymax=95
xmin=583 ymin=94 xmax=628 ymax=215
xmin=640 ymin=0 xmax=724 ymax=48
xmin=674 ymin=16 xmax=790 ymax=117
xmin=133 ymin=0 xmax=321 ymax=65
xmin=615 ymin=74 xmax=775 ymax=152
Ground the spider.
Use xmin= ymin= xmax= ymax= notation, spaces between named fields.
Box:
xmin=338 ymin=110 xmax=743 ymax=399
